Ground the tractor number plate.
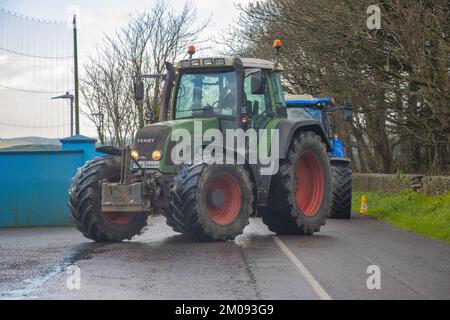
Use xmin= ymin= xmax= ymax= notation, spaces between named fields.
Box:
xmin=132 ymin=160 xmax=160 ymax=169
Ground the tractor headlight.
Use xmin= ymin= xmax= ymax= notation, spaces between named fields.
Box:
xmin=203 ymin=58 xmax=213 ymax=65
xmin=180 ymin=60 xmax=190 ymax=67
xmin=131 ymin=150 xmax=139 ymax=160
xmin=152 ymin=150 xmax=162 ymax=161
xmin=214 ymin=58 xmax=225 ymax=65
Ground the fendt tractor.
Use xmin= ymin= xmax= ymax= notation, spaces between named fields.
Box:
xmin=68 ymin=41 xmax=334 ymax=242
xmin=285 ymin=95 xmax=353 ymax=219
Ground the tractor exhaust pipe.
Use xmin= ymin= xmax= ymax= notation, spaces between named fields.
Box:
xmin=159 ymin=62 xmax=175 ymax=122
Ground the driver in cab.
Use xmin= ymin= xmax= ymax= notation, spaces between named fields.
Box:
xmin=218 ymin=76 xmax=236 ymax=114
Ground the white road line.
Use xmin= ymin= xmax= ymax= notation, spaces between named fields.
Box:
xmin=273 ymin=236 xmax=332 ymax=300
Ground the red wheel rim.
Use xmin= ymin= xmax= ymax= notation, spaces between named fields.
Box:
xmin=294 ymin=151 xmax=324 ymax=217
xmin=103 ymin=212 xmax=137 ymax=225
xmin=206 ymin=172 xmax=242 ymax=225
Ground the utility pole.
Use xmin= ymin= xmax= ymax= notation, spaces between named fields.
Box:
xmin=73 ymin=14 xmax=80 ymax=135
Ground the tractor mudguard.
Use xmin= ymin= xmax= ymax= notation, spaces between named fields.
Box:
xmin=276 ymin=119 xmax=331 ymax=159
xmin=96 ymin=145 xmax=122 ymax=156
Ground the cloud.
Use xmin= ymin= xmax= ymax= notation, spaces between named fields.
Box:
xmin=0 ymin=0 xmax=252 ymax=138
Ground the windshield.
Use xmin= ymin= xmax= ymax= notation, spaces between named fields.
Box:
xmin=174 ymin=71 xmax=237 ymax=119
xmin=287 ymin=107 xmax=323 ymax=122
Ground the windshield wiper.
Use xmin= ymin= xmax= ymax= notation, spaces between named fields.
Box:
xmin=190 ymin=106 xmax=213 ymax=112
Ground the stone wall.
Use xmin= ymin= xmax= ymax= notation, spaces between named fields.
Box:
xmin=353 ymin=174 xmax=450 ymax=195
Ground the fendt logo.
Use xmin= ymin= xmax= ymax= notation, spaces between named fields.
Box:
xmin=137 ymin=138 xmax=156 ymax=144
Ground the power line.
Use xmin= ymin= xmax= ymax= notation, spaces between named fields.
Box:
xmin=0 ymin=7 xmax=66 ymax=25
xmin=0 ymin=46 xmax=73 ymax=60
xmin=0 ymin=84 xmax=72 ymax=95
xmin=0 ymin=121 xmax=71 ymax=129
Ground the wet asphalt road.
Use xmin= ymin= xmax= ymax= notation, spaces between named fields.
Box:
xmin=0 ymin=214 xmax=449 ymax=300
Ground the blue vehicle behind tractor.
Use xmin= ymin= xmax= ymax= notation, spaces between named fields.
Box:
xmin=285 ymin=95 xmax=353 ymax=219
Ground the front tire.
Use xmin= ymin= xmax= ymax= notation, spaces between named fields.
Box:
xmin=68 ymin=156 xmax=148 ymax=242
xmin=167 ymin=164 xmax=254 ymax=241
xmin=260 ymin=132 xmax=331 ymax=235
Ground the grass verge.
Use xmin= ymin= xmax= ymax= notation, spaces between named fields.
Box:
xmin=352 ymin=191 xmax=450 ymax=243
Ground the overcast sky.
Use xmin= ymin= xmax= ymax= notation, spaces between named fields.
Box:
xmin=0 ymin=0 xmax=251 ymax=139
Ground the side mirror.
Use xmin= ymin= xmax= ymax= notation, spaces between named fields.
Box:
xmin=145 ymin=110 xmax=155 ymax=125
xmin=134 ymin=80 xmax=144 ymax=101
xmin=343 ymin=102 xmax=353 ymax=121
xmin=251 ymin=70 xmax=266 ymax=95
xmin=145 ymin=110 xmax=154 ymax=120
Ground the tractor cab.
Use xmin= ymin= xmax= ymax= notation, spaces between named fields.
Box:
xmin=134 ymin=55 xmax=286 ymax=131
xmin=170 ymin=56 xmax=287 ymax=131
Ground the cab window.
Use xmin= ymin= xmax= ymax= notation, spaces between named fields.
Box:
xmin=174 ymin=71 xmax=236 ymax=119
xmin=244 ymin=69 xmax=270 ymax=128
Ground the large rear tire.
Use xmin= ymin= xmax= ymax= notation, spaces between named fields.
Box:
xmin=68 ymin=156 xmax=148 ymax=242
xmin=329 ymin=160 xmax=352 ymax=219
xmin=167 ymin=164 xmax=253 ymax=241
xmin=260 ymin=132 xmax=331 ymax=235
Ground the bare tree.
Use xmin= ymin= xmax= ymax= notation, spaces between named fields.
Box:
xmin=220 ymin=0 xmax=449 ymax=174
xmin=81 ymin=0 xmax=209 ymax=146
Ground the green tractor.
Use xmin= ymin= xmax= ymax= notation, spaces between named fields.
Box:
xmin=68 ymin=42 xmax=333 ymax=242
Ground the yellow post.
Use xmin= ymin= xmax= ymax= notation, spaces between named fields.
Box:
xmin=360 ymin=194 xmax=368 ymax=214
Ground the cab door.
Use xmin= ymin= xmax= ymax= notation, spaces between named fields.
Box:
xmin=243 ymin=68 xmax=272 ymax=130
